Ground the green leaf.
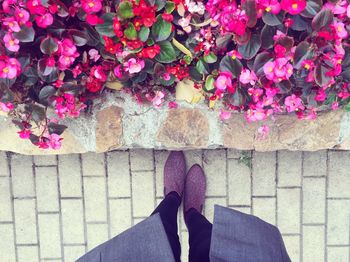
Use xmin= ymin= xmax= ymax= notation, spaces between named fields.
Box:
xmin=189 ymin=66 xmax=202 ymax=82
xmin=165 ymin=1 xmax=175 ymax=13
xmin=261 ymin=25 xmax=276 ymax=49
xmin=95 ymin=13 xmax=116 ymax=37
xmin=124 ymin=23 xmax=137 ymax=40
xmin=138 ymin=26 xmax=150 ymax=42
xmin=238 ymin=34 xmax=261 ymax=60
xmin=155 ymin=0 xmax=166 ymax=11
xmin=39 ymin=85 xmax=56 ymax=106
xmin=48 ymin=122 xmax=67 ymax=135
xmin=262 ymin=11 xmax=284 ymax=26
xmin=38 ymin=58 xmax=54 ymax=76
xmin=203 ymin=52 xmax=217 ymax=64
xmin=118 ymin=1 xmax=134 ymax=19
xmin=152 ymin=14 xmax=172 ymax=42
xmin=155 ymin=41 xmax=176 ymax=63
xmin=81 ymin=23 xmax=100 ymax=46
xmin=312 ymin=9 xmax=333 ymax=31
xmin=40 ymin=36 xmax=58 ymax=55
xmin=275 ymin=35 xmax=294 ymax=51
xmin=25 ymin=104 xmax=46 ymax=123
xmin=290 ymin=15 xmax=310 ymax=31
xmin=314 ymin=63 xmax=332 ymax=86
xmin=69 ymin=29 xmax=89 ymax=46
xmin=301 ymin=0 xmax=322 ymax=18
xmin=219 ymin=56 xmax=243 ymax=78
xmin=204 ymin=75 xmax=215 ymax=92
xmin=196 ymin=59 xmax=209 ymax=74
xmin=293 ymin=41 xmax=312 ymax=69
xmin=345 ymin=102 xmax=350 ymax=112
xmin=160 ymin=74 xmax=175 ymax=86
xmin=242 ymin=0 xmax=257 ymax=28
xmin=253 ymin=52 xmax=274 ymax=76
xmin=13 ymin=26 xmax=35 ymax=42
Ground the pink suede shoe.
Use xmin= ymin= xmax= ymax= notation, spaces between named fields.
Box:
xmin=164 ymin=151 xmax=186 ymax=197
xmin=184 ymin=164 xmax=206 ymax=214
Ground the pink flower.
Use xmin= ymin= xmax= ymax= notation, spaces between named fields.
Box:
xmin=284 ymin=94 xmax=304 ymax=112
xmin=123 ymin=58 xmax=145 ymax=74
xmin=60 ymin=39 xmax=79 ymax=57
xmin=178 ymin=15 xmax=192 ymax=33
xmin=92 ymin=65 xmax=107 ymax=82
xmin=280 ymin=0 xmax=306 ymax=15
xmin=215 ymin=71 xmax=232 ymax=91
xmin=248 ymin=88 xmax=264 ymax=103
xmin=3 ymin=18 xmax=21 ymax=32
xmin=259 ymin=0 xmax=281 ymax=15
xmin=152 ymin=91 xmax=165 ymax=108
xmin=17 ymin=129 xmax=32 ymax=139
xmin=88 ymin=49 xmax=100 ymax=62
xmin=219 ymin=109 xmax=231 ymax=120
xmin=227 ymin=50 xmax=243 ymax=60
xmin=257 ymin=125 xmax=270 ymax=140
xmin=86 ymin=14 xmax=103 ymax=25
xmin=333 ymin=22 xmax=348 ymax=39
xmin=263 ymin=58 xmax=293 ymax=83
xmin=245 ymin=108 xmax=267 ymax=122
xmin=3 ymin=33 xmax=20 ymax=52
xmin=314 ymin=89 xmax=326 ymax=102
xmin=48 ymin=134 xmax=62 ymax=150
xmin=72 ymin=64 xmax=82 ymax=78
xmin=114 ymin=65 xmax=123 ymax=78
xmin=220 ymin=7 xmax=248 ymax=36
xmin=347 ymin=4 xmax=350 ymax=18
xmin=35 ymin=13 xmax=53 ymax=28
xmin=15 ymin=8 xmax=30 ymax=24
xmin=58 ymin=56 xmax=75 ymax=70
xmin=81 ymin=0 xmax=102 ymax=14
xmin=26 ymin=0 xmax=46 ymax=15
xmin=0 ymin=58 xmax=21 ymax=79
xmin=0 ymin=102 xmax=14 ymax=112
xmin=323 ymin=1 xmax=348 ymax=15
xmin=331 ymin=101 xmax=339 ymax=110
xmin=168 ymin=101 xmax=178 ymax=109
xmin=239 ymin=69 xmax=258 ymax=85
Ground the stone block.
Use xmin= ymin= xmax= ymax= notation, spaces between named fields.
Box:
xmin=17 ymin=246 xmax=39 ymax=262
xmin=35 ymin=166 xmax=59 ymax=212
xmin=253 ymin=197 xmax=276 ymax=225
xmin=64 ymin=246 xmax=86 ymax=262
xmin=277 ymin=151 xmax=302 ymax=187
xmin=58 ymin=154 xmax=82 ymax=197
xmin=228 ymin=159 xmax=251 ymax=206
xmin=38 ymin=214 xmax=61 ymax=258
xmin=130 ymin=149 xmax=154 ymax=171
xmin=131 ymin=171 xmax=155 ymax=217
xmin=83 ymin=177 xmax=107 ymax=222
xmin=87 ymin=223 xmax=109 ymax=251
xmin=11 ymin=154 xmax=35 ymax=198
xmin=0 ymin=177 xmax=12 ymax=222
xmin=327 ymin=199 xmax=350 ymax=245
xmin=14 ymin=199 xmax=37 ymax=244
xmin=61 ymin=199 xmax=85 ymax=244
xmin=204 ymin=149 xmax=227 ymax=197
xmin=302 ymin=225 xmax=325 ymax=262
xmin=109 ymin=199 xmax=132 ymax=236
xmin=0 ymin=224 xmax=16 ymax=262
xmin=303 ymin=150 xmax=327 ymax=177
xmin=82 ymin=153 xmax=105 ymax=176
xmin=252 ymin=152 xmax=276 ymax=196
xmin=277 ymin=188 xmax=301 ymax=234
xmin=328 ymin=151 xmax=350 ymax=198
xmin=302 ymin=177 xmax=326 ymax=224
xmin=107 ymin=150 xmax=131 ymax=197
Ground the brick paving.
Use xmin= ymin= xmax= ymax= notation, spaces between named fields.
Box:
xmin=0 ymin=150 xmax=349 ymax=262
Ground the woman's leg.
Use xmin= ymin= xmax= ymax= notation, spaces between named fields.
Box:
xmin=185 ymin=208 xmax=212 ymax=262
xmin=151 ymin=191 xmax=182 ymax=262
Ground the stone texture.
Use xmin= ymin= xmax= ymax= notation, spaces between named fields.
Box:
xmin=157 ymin=108 xmax=209 ymax=148
xmin=224 ymin=110 xmax=345 ymax=151
xmin=95 ymin=106 xmax=123 ymax=152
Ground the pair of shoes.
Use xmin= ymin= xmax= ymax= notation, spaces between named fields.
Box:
xmin=164 ymin=151 xmax=206 ymax=214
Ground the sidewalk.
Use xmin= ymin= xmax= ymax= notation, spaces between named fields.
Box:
xmin=0 ymin=149 xmax=349 ymax=262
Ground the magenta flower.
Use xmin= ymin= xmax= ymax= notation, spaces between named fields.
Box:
xmin=239 ymin=69 xmax=258 ymax=85
xmin=35 ymin=13 xmax=53 ymax=28
xmin=14 ymin=8 xmax=30 ymax=24
xmin=263 ymin=58 xmax=293 ymax=82
xmin=219 ymin=109 xmax=231 ymax=121
xmin=284 ymin=94 xmax=304 ymax=112
xmin=123 ymin=58 xmax=145 ymax=74
xmin=17 ymin=129 xmax=32 ymax=139
xmin=3 ymin=33 xmax=19 ymax=52
xmin=347 ymin=4 xmax=350 ymax=17
xmin=0 ymin=102 xmax=14 ymax=112
xmin=0 ymin=59 xmax=20 ymax=79
xmin=81 ymin=0 xmax=102 ymax=14
xmin=259 ymin=0 xmax=281 ymax=14
xmin=215 ymin=71 xmax=232 ymax=91
xmin=245 ymin=107 xmax=267 ymax=122
xmin=92 ymin=65 xmax=107 ymax=82
xmin=280 ymin=0 xmax=306 ymax=15
xmin=3 ymin=17 xmax=21 ymax=32
xmin=248 ymin=88 xmax=264 ymax=103
xmin=114 ymin=65 xmax=123 ymax=78
xmin=48 ymin=134 xmax=62 ymax=150
xmin=333 ymin=22 xmax=348 ymax=39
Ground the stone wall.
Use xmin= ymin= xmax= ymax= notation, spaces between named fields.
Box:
xmin=1 ymin=92 xmax=349 ymax=155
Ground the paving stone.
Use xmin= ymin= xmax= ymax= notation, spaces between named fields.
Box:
xmin=327 ymin=247 xmax=349 ymax=262
xmin=11 ymin=154 xmax=35 ymax=198
xmin=64 ymin=245 xmax=86 ymax=262
xmin=277 ymin=188 xmax=301 ymax=234
xmin=107 ymin=151 xmax=131 ymax=197
xmin=61 ymin=199 xmax=85 ymax=244
xmin=184 ymin=150 xmax=202 ymax=169
xmin=133 ymin=217 xmax=146 ymax=225
xmin=303 ymin=177 xmax=326 ymax=224
xmin=282 ymin=235 xmax=300 ymax=262
xmin=327 ymin=199 xmax=350 ymax=245
xmin=0 ymin=176 xmax=12 ymax=221
xmin=0 ymin=224 xmax=16 ymax=262
xmin=181 ymin=230 xmax=189 ymax=262
xmin=302 ymin=225 xmax=325 ymax=262
xmin=130 ymin=149 xmax=154 ymax=171
xmin=328 ymin=151 xmax=350 ymax=198
xmin=228 ymin=159 xmax=251 ymax=206
xmin=35 ymin=167 xmax=59 ymax=212
xmin=253 ymin=197 xmax=276 ymax=226
xmin=203 ymin=150 xmax=227 ymax=196
xmin=204 ymin=197 xmax=227 ymax=223
xmin=227 ymin=149 xmax=243 ymax=159
xmin=87 ymin=223 xmax=109 ymax=251
xmin=229 ymin=206 xmax=251 ymax=214
xmin=109 ymin=199 xmax=132 ymax=236
xmin=17 ymin=246 xmax=39 ymax=262
xmin=83 ymin=177 xmax=107 ymax=222
xmin=303 ymin=150 xmax=327 ymax=177
xmin=155 ymin=151 xmax=168 ymax=198
xmin=82 ymin=153 xmax=105 ymax=176
xmin=58 ymin=154 xmax=82 ymax=198
xmin=0 ymin=151 xmax=9 ymax=176
xmin=14 ymin=199 xmax=37 ymax=244
xmin=131 ymin=171 xmax=155 ymax=217
xmin=252 ymin=152 xmax=276 ymax=196
xmin=277 ymin=151 xmax=302 ymax=187
xmin=33 ymin=155 xmax=57 ymax=166
xmin=38 ymin=214 xmax=61 ymax=258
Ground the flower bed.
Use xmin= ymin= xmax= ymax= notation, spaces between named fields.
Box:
xmin=0 ymin=0 xmax=350 ymax=150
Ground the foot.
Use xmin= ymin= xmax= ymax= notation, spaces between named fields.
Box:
xmin=184 ymin=164 xmax=206 ymax=214
xmin=164 ymin=151 xmax=186 ymax=197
